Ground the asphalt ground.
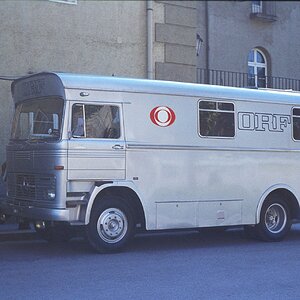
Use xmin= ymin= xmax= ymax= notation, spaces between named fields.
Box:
xmin=2 ymin=225 xmax=300 ymax=299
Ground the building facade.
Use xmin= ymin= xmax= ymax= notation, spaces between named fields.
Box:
xmin=196 ymin=1 xmax=300 ymax=90
xmin=0 ymin=0 xmax=299 ymax=162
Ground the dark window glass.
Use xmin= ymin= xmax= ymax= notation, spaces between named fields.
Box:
xmin=72 ymin=105 xmax=84 ymax=137
xmin=199 ymin=101 xmax=235 ymax=138
xmin=248 ymin=66 xmax=255 ymax=75
xmin=293 ymin=118 xmax=300 ymax=140
xmin=293 ymin=108 xmax=300 ymax=140
xmin=247 ymin=66 xmax=255 ymax=87
xmin=257 ymin=67 xmax=266 ymax=88
xmin=85 ymin=105 xmax=120 ymax=139
xmin=199 ymin=101 xmax=216 ymax=110
xmin=218 ymin=102 xmax=234 ymax=111
xmin=11 ymin=98 xmax=63 ymax=141
xmin=256 ymin=52 xmax=265 ymax=63
xmin=248 ymin=50 xmax=254 ymax=63
xmin=72 ymin=104 xmax=120 ymax=139
xmin=293 ymin=108 xmax=300 ymax=116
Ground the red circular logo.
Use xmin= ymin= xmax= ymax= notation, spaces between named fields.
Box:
xmin=150 ymin=106 xmax=176 ymax=127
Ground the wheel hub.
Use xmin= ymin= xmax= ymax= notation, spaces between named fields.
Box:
xmin=265 ymin=203 xmax=287 ymax=234
xmin=97 ymin=208 xmax=128 ymax=244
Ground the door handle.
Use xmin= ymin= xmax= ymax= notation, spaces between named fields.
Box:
xmin=112 ymin=144 xmax=124 ymax=150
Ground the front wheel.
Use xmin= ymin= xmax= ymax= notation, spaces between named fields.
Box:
xmin=255 ymin=196 xmax=291 ymax=242
xmin=87 ymin=196 xmax=135 ymax=253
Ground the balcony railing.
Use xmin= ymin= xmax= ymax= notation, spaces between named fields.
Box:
xmin=250 ymin=1 xmax=277 ymax=22
xmin=197 ymin=68 xmax=300 ymax=91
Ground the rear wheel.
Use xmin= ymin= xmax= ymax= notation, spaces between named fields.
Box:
xmin=87 ymin=196 xmax=135 ymax=253
xmin=255 ymin=195 xmax=291 ymax=242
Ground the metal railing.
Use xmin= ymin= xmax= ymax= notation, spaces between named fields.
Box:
xmin=197 ymin=68 xmax=300 ymax=91
xmin=250 ymin=1 xmax=277 ymax=21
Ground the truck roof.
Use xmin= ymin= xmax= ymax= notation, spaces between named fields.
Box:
xmin=11 ymin=72 xmax=300 ymax=105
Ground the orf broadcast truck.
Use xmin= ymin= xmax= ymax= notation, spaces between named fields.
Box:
xmin=3 ymin=72 xmax=300 ymax=252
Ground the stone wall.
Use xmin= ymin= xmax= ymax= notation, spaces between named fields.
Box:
xmin=155 ymin=1 xmax=197 ymax=83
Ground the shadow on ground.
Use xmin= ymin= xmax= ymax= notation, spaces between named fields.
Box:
xmin=2 ymin=224 xmax=300 ymax=257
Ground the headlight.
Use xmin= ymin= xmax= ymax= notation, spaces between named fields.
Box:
xmin=47 ymin=190 xmax=56 ymax=200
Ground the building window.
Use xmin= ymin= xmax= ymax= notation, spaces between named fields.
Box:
xmin=199 ymin=100 xmax=235 ymax=138
xmin=252 ymin=1 xmax=263 ymax=13
xmin=292 ymin=108 xmax=300 ymax=141
xmin=248 ymin=48 xmax=267 ymax=88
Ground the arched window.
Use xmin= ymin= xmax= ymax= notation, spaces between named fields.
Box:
xmin=248 ymin=48 xmax=267 ymax=88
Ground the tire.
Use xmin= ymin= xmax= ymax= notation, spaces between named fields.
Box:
xmin=86 ymin=196 xmax=135 ymax=253
xmin=255 ymin=195 xmax=291 ymax=242
xmin=244 ymin=225 xmax=257 ymax=239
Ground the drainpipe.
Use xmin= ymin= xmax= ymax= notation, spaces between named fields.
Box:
xmin=147 ymin=0 xmax=154 ymax=79
xmin=205 ymin=0 xmax=210 ymax=84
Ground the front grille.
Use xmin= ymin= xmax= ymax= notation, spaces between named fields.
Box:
xmin=15 ymin=151 xmax=32 ymax=160
xmin=16 ymin=174 xmax=35 ymax=199
xmin=8 ymin=173 xmax=55 ymax=202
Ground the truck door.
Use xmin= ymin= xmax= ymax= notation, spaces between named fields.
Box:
xmin=67 ymin=102 xmax=125 ymax=181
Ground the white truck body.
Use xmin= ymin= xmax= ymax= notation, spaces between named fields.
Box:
xmin=4 ymin=72 xmax=300 ymax=251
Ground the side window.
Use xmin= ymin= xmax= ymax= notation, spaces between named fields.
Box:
xmin=71 ymin=104 xmax=120 ymax=139
xmin=72 ymin=105 xmax=84 ymax=137
xmin=199 ymin=100 xmax=235 ymax=138
xmin=292 ymin=108 xmax=300 ymax=140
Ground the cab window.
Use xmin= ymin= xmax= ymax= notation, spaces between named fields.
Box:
xmin=72 ymin=104 xmax=120 ymax=139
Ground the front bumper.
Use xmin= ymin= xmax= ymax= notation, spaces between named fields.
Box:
xmin=1 ymin=199 xmax=70 ymax=222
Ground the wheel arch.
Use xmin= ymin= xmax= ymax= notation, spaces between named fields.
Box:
xmin=85 ymin=184 xmax=146 ymax=230
xmin=256 ymin=185 xmax=300 ymax=223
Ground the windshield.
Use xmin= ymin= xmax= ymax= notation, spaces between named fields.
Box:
xmin=11 ymin=98 xmax=64 ymax=141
